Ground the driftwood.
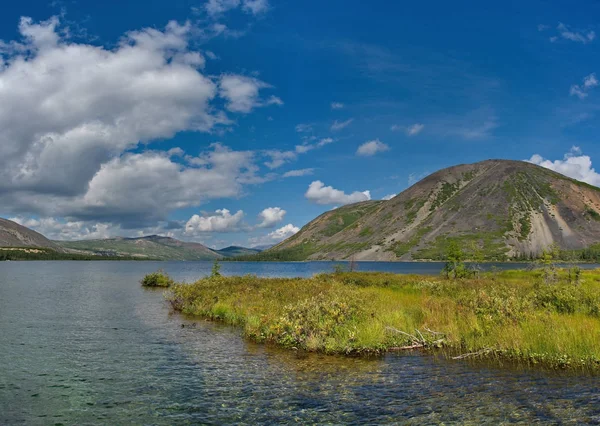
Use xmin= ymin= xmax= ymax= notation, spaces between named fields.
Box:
xmin=385 ymin=326 xmax=446 ymax=350
xmin=451 ymin=348 xmax=493 ymax=360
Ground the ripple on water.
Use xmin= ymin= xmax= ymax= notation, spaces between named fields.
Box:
xmin=2 ymin=261 xmax=600 ymax=424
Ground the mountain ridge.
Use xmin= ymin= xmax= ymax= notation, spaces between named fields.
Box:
xmin=267 ymin=159 xmax=600 ymax=261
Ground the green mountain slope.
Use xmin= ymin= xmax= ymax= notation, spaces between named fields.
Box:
xmin=215 ymin=246 xmax=262 ymax=257
xmin=55 ymin=235 xmax=222 ymax=260
xmin=266 ymin=160 xmax=600 ymax=261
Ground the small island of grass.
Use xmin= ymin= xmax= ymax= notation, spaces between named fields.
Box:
xmin=141 ymin=270 xmax=174 ymax=288
xmin=164 ymin=267 xmax=600 ymax=371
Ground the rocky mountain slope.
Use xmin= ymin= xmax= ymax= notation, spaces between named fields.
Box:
xmin=268 ymin=160 xmax=600 ymax=261
xmin=0 ymin=218 xmax=66 ymax=252
xmin=56 ymin=235 xmax=222 ymax=260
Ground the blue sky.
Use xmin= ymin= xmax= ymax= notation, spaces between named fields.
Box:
xmin=1 ymin=0 xmax=599 ymax=248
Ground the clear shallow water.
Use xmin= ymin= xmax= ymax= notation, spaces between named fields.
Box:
xmin=1 ymin=261 xmax=600 ymax=425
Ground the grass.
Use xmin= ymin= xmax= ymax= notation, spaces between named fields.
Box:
xmin=141 ymin=270 xmax=174 ymax=288
xmin=165 ymin=269 xmax=600 ymax=371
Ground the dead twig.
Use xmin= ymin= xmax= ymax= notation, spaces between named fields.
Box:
xmin=452 ymin=348 xmax=493 ymax=360
xmin=385 ymin=326 xmax=446 ymax=349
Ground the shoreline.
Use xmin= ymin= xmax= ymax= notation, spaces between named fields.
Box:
xmin=164 ymin=269 xmax=600 ymax=372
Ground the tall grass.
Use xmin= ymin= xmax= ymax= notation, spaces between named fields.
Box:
xmin=166 ymin=269 xmax=600 ymax=370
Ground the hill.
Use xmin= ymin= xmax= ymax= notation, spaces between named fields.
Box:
xmin=0 ymin=218 xmax=66 ymax=252
xmin=215 ymin=246 xmax=262 ymax=257
xmin=55 ymin=235 xmax=222 ymax=260
xmin=263 ymin=160 xmax=600 ymax=261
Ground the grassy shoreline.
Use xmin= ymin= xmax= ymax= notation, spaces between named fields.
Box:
xmin=165 ymin=269 xmax=600 ymax=371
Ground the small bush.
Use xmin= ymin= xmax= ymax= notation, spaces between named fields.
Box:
xmin=141 ymin=270 xmax=174 ymax=288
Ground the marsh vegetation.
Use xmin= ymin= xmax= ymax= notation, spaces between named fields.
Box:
xmin=166 ymin=267 xmax=600 ymax=371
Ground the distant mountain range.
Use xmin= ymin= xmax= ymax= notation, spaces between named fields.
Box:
xmin=263 ymin=159 xmax=600 ymax=261
xmin=0 ymin=221 xmax=262 ymax=260
xmin=55 ymin=236 xmax=263 ymax=260
xmin=3 ymin=159 xmax=600 ymax=262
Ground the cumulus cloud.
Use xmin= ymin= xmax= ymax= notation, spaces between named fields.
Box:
xmin=382 ymin=193 xmax=396 ymax=200
xmin=268 ymin=223 xmax=299 ymax=240
xmin=248 ymin=223 xmax=299 ymax=246
xmin=185 ymin=209 xmax=245 ymax=234
xmin=219 ymin=75 xmax=281 ymax=113
xmin=283 ymin=168 xmax=314 ymax=177
xmin=10 ymin=216 xmax=116 ymax=241
xmin=0 ymin=16 xmax=284 ymax=233
xmin=257 ymin=207 xmax=286 ymax=228
xmin=331 ymin=102 xmax=344 ymax=109
xmin=570 ymin=73 xmax=598 ymax=99
xmin=331 ymin=118 xmax=354 ymax=131
xmin=527 ymin=146 xmax=600 ymax=187
xmin=305 ymin=181 xmax=371 ymax=205
xmin=356 ymin=139 xmax=390 ymax=156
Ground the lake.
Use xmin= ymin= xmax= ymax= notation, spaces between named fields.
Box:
xmin=1 ymin=261 xmax=600 ymax=424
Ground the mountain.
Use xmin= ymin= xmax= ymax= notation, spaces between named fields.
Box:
xmin=0 ymin=218 xmax=65 ymax=252
xmin=55 ymin=235 xmax=222 ymax=260
xmin=266 ymin=160 xmax=600 ymax=261
xmin=215 ymin=246 xmax=262 ymax=257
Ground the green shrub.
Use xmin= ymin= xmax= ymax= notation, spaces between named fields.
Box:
xmin=141 ymin=270 xmax=174 ymax=288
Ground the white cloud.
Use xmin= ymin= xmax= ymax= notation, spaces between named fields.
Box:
xmin=305 ymin=181 xmax=371 ymax=205
xmin=257 ymin=207 xmax=286 ymax=228
xmin=407 ymin=123 xmax=425 ymax=136
xmin=268 ymin=223 xmax=299 ymax=240
xmin=408 ymin=170 xmax=430 ymax=185
xmin=527 ymin=146 xmax=600 ymax=187
xmin=331 ymin=118 xmax=354 ymax=131
xmin=249 ymin=223 xmax=299 ymax=246
xmin=356 ymin=139 xmax=390 ymax=156
xmin=205 ymin=0 xmax=269 ymax=16
xmin=265 ymin=95 xmax=284 ymax=106
xmin=263 ymin=150 xmax=296 ymax=169
xmin=555 ymin=22 xmax=595 ymax=44
xmin=331 ymin=102 xmax=344 ymax=109
xmin=382 ymin=193 xmax=396 ymax=200
xmin=570 ymin=73 xmax=598 ymax=99
xmin=283 ymin=168 xmax=314 ymax=177
xmin=242 ymin=0 xmax=270 ymax=15
xmin=185 ymin=209 xmax=244 ymax=234
xmin=295 ymin=123 xmax=313 ymax=133
xmin=317 ymin=137 xmax=334 ymax=147
xmin=10 ymin=216 xmax=116 ymax=241
xmin=0 ymin=17 xmax=287 ymax=228
xmin=391 ymin=123 xmax=425 ymax=136
xmin=219 ymin=74 xmax=280 ymax=113
xmin=295 ymin=137 xmax=335 ymax=154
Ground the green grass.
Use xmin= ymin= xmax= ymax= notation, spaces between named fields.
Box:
xmin=165 ymin=269 xmax=600 ymax=371
xmin=141 ymin=270 xmax=174 ymax=287
xmin=414 ymin=231 xmax=508 ymax=261
xmin=586 ymin=206 xmax=600 ymax=222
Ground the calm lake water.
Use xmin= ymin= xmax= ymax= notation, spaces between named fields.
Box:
xmin=2 ymin=261 xmax=600 ymax=425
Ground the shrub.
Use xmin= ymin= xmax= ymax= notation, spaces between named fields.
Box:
xmin=141 ymin=270 xmax=174 ymax=288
